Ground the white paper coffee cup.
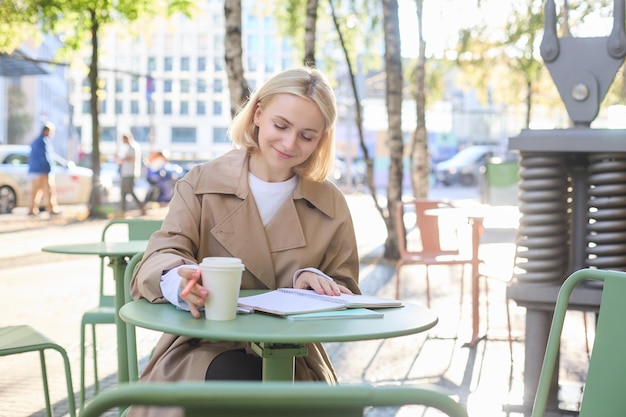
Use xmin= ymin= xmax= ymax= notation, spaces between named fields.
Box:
xmin=199 ymin=257 xmax=245 ymax=321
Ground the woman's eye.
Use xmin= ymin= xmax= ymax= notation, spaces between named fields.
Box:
xmin=300 ymin=134 xmax=314 ymax=142
xmin=273 ymin=122 xmax=286 ymax=130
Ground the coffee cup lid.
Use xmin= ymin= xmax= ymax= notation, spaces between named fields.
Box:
xmin=200 ymin=257 xmax=244 ymax=268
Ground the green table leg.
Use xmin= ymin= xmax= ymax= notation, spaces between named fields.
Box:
xmin=250 ymin=342 xmax=308 ymax=381
xmin=109 ymin=256 xmax=130 ymax=388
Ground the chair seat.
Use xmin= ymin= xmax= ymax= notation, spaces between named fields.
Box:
xmin=0 ymin=325 xmax=76 ymax=416
xmin=0 ymin=325 xmax=56 ymax=353
xmin=82 ymin=307 xmax=116 ymax=324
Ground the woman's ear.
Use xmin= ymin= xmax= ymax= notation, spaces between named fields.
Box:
xmin=253 ymin=103 xmax=262 ymax=126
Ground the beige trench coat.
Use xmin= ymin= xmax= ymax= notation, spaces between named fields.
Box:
xmin=128 ymin=149 xmax=360 ymax=414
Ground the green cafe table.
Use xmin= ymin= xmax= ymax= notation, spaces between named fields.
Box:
xmin=119 ymin=292 xmax=438 ymax=381
xmin=41 ymin=240 xmax=149 ymax=387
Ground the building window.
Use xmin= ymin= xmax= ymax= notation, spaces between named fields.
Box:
xmin=247 ymin=56 xmax=257 ymax=72
xmin=131 ymin=127 xmax=150 ymax=143
xmin=247 ymin=35 xmax=259 ymax=54
xmin=180 ymin=101 xmax=189 ymax=115
xmin=101 ymin=127 xmax=116 ymax=142
xmin=82 ymin=100 xmax=90 ymax=114
xmin=171 ymin=127 xmax=196 ymax=143
xmin=197 ymin=78 xmax=206 ymax=93
xmin=197 ymin=101 xmax=206 ymax=115
xmin=163 ymin=100 xmax=172 ymax=114
xmin=213 ymin=101 xmax=222 ymax=116
xmin=148 ymin=57 xmax=156 ymax=71
xmin=214 ymin=79 xmax=223 ymax=93
xmin=213 ymin=127 xmax=229 ymax=143
xmin=115 ymin=99 xmax=123 ymax=114
xmin=180 ymin=79 xmax=190 ymax=93
xmin=214 ymin=56 xmax=224 ymax=72
xmin=131 ymin=78 xmax=139 ymax=92
xmin=181 ymin=57 xmax=190 ymax=71
xmin=115 ymin=78 xmax=124 ymax=93
xmin=265 ymin=35 xmax=276 ymax=53
xmin=264 ymin=57 xmax=275 ymax=73
xmin=197 ymin=56 xmax=206 ymax=71
xmin=164 ymin=79 xmax=173 ymax=93
xmin=131 ymin=100 xmax=139 ymax=114
xmin=164 ymin=57 xmax=173 ymax=71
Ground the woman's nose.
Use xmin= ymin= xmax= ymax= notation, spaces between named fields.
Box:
xmin=282 ymin=132 xmax=298 ymax=150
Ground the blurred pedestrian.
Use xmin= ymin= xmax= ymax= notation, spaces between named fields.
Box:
xmin=28 ymin=122 xmax=59 ymax=216
xmin=118 ymin=132 xmax=147 ymax=216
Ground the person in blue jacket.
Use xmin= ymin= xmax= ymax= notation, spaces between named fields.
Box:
xmin=28 ymin=122 xmax=58 ymax=215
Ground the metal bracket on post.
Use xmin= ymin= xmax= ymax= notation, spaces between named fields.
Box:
xmin=250 ymin=342 xmax=308 ymax=381
xmin=540 ymin=0 xmax=626 ymax=126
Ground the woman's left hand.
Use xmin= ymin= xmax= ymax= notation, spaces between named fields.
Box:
xmin=294 ymin=271 xmax=353 ymax=296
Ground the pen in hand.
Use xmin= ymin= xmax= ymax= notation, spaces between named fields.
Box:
xmin=181 ymin=274 xmax=201 ymax=298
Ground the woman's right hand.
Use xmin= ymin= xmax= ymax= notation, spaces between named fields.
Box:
xmin=179 ymin=267 xmax=208 ymax=319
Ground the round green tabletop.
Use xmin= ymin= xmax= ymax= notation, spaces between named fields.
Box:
xmin=41 ymin=240 xmax=150 ymax=257
xmin=119 ymin=293 xmax=438 ymax=344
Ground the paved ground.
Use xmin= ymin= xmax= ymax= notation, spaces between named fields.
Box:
xmin=0 ymin=186 xmax=591 ymax=417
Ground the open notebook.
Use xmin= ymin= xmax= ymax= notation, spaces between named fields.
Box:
xmin=237 ymin=288 xmax=403 ymax=317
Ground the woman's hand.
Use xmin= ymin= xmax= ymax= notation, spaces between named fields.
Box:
xmin=294 ymin=271 xmax=353 ymax=296
xmin=179 ymin=267 xmax=208 ymax=319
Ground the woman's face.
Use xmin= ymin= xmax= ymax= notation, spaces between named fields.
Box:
xmin=251 ymin=93 xmax=325 ymax=182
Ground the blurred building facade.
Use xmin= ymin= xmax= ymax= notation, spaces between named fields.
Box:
xmin=68 ymin=0 xmax=297 ymax=163
xmin=0 ymin=35 xmax=69 ymax=155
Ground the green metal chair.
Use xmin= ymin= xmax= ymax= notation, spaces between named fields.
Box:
xmin=532 ymin=268 xmax=626 ymax=416
xmin=80 ymin=219 xmax=161 ymax=409
xmin=0 ymin=325 xmax=76 ymax=417
xmin=123 ymin=250 xmax=145 ymax=383
xmin=78 ymin=381 xmax=468 ymax=417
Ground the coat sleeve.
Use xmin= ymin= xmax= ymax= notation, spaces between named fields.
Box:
xmin=316 ymin=190 xmax=361 ymax=295
xmin=130 ymin=177 xmax=203 ymax=302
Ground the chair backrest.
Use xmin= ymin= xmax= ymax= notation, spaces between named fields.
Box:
xmin=79 ymin=381 xmax=468 ymax=417
xmin=98 ymin=219 xmax=162 ymax=300
xmin=396 ymin=199 xmax=457 ymax=257
xmin=531 ymin=268 xmax=626 ymax=417
xmin=102 ymin=219 xmax=163 ymax=242
xmin=123 ymin=251 xmax=145 ymax=382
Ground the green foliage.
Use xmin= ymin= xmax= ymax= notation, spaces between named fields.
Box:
xmin=0 ymin=0 xmax=42 ymax=52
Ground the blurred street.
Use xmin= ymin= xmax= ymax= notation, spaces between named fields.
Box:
xmin=0 ymin=184 xmax=591 ymax=417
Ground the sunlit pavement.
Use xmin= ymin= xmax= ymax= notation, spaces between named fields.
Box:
xmin=0 ymin=186 xmax=589 ymax=417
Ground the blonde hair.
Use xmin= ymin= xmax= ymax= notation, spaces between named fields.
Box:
xmin=228 ymin=67 xmax=337 ymax=182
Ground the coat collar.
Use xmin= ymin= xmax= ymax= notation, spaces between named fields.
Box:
xmin=190 ymin=148 xmax=339 ymax=288
xmin=193 ymin=148 xmax=337 ymax=219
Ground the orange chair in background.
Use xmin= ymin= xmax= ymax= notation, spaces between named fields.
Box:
xmin=395 ymin=199 xmax=474 ymax=306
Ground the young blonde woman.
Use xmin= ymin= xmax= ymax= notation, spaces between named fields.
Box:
xmin=129 ymin=67 xmax=361 ymax=415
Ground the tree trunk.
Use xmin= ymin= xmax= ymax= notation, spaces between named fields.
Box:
xmin=525 ymin=78 xmax=532 ymax=128
xmin=382 ymin=0 xmax=403 ymax=259
xmin=304 ymin=0 xmax=318 ymax=66
xmin=410 ymin=0 xmax=429 ymax=199
xmin=224 ymin=0 xmax=249 ymax=118
xmin=87 ymin=9 xmax=105 ymax=218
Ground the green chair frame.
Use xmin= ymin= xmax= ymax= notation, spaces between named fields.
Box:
xmin=123 ymin=250 xmax=145 ymax=383
xmin=532 ymin=268 xmax=626 ymax=417
xmin=80 ymin=219 xmax=161 ymax=409
xmin=79 ymin=381 xmax=468 ymax=417
xmin=0 ymin=325 xmax=76 ymax=417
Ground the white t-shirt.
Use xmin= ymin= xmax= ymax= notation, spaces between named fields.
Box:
xmin=160 ymin=173 xmax=318 ymax=309
xmin=120 ymin=140 xmax=142 ymax=178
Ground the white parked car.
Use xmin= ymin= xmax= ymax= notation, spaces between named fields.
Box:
xmin=0 ymin=144 xmax=109 ymax=214
xmin=434 ymin=145 xmax=496 ymax=186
